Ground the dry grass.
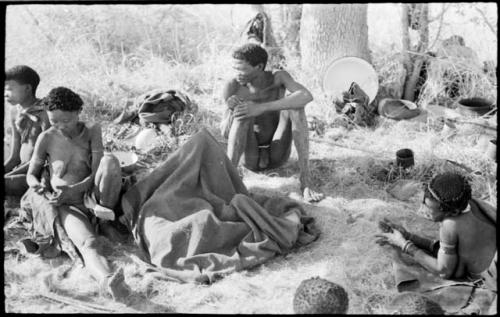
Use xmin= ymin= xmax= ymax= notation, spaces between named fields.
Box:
xmin=4 ymin=114 xmax=496 ymax=313
xmin=4 ymin=4 xmax=497 ymax=314
xmin=418 ymin=53 xmax=497 ymax=108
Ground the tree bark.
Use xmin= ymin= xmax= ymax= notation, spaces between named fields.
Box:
xmin=299 ymin=4 xmax=371 ymax=75
xmin=402 ymin=3 xmax=429 ymax=101
xmin=266 ymin=4 xmax=302 ymax=59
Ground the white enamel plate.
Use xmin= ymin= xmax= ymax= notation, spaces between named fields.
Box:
xmin=112 ymin=151 xmax=139 ymax=166
xmin=322 ymin=56 xmax=379 ymax=103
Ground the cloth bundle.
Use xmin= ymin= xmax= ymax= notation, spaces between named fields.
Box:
xmin=113 ymin=89 xmax=195 ymax=127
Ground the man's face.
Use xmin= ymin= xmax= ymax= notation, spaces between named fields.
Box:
xmin=4 ymin=80 xmax=30 ymax=105
xmin=47 ymin=109 xmax=80 ymax=136
xmin=232 ymin=59 xmax=262 ymax=85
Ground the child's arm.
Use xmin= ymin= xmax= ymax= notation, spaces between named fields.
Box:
xmin=26 ymin=132 xmax=49 ymax=192
xmin=409 ymin=220 xmax=459 ymax=278
xmin=68 ymin=124 xmax=105 ymax=194
xmin=4 ymin=113 xmax=22 ymax=173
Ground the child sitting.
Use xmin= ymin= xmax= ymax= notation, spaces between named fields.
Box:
xmin=375 ymin=172 xmax=496 ymax=285
xmin=22 ymin=87 xmax=130 ymax=301
xmin=4 ymin=65 xmax=50 ymax=197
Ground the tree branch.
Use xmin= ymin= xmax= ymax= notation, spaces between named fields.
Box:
xmin=475 ymin=7 xmax=496 ymax=35
xmin=428 ymin=3 xmax=447 ymax=50
xmin=23 ymin=7 xmax=56 ymax=45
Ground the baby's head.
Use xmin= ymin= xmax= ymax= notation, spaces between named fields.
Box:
xmin=5 ymin=65 xmax=40 ymax=105
xmin=42 ymin=87 xmax=83 ymax=135
xmin=293 ymin=277 xmax=349 ymax=314
xmin=385 ymin=292 xmax=444 ymax=314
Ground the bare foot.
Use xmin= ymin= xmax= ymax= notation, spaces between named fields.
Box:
xmin=303 ymin=187 xmax=324 ymax=203
xmin=106 ymin=268 xmax=131 ymax=303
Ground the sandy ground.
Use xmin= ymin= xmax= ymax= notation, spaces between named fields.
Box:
xmin=3 ymin=114 xmax=495 ymax=313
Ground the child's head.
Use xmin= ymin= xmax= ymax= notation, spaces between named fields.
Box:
xmin=4 ymin=65 xmax=40 ymax=105
xmin=231 ymin=43 xmax=268 ymax=85
xmin=420 ymin=172 xmax=471 ymax=221
xmin=42 ymin=87 xmax=83 ymax=134
xmin=385 ymin=292 xmax=444 ymax=314
xmin=293 ymin=277 xmax=349 ymax=314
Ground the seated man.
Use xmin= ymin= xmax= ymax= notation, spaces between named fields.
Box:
xmin=220 ymin=43 xmax=323 ymax=202
xmin=4 ymin=65 xmax=50 ymax=197
xmin=375 ymin=172 xmax=496 ymax=288
xmin=22 ymin=87 xmax=130 ymax=301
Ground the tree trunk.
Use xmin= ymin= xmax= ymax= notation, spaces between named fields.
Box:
xmin=299 ymin=4 xmax=371 ymax=75
xmin=266 ymin=4 xmax=303 ymax=59
xmin=401 ymin=3 xmax=430 ymax=101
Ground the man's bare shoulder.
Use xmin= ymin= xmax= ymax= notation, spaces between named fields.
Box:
xmin=272 ymin=69 xmax=293 ymax=81
xmin=224 ymin=78 xmax=241 ymax=89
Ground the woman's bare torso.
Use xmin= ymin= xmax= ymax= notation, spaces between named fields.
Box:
xmin=45 ymin=123 xmax=93 ymax=196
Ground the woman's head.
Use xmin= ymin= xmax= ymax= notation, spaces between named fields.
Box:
xmin=420 ymin=172 xmax=471 ymax=221
xmin=42 ymin=87 xmax=83 ymax=135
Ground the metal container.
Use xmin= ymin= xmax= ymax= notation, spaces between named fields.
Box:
xmin=486 ymin=139 xmax=496 ymax=161
xmin=396 ymin=148 xmax=415 ymax=168
xmin=456 ymin=98 xmax=494 ymax=117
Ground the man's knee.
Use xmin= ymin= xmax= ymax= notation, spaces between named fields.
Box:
xmin=231 ymin=116 xmax=252 ymax=128
xmin=287 ymin=108 xmax=306 ymax=124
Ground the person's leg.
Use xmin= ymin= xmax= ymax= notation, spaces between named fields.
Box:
xmin=59 ymin=206 xmax=130 ymax=301
xmin=268 ymin=110 xmax=293 ymax=168
xmin=289 ymin=108 xmax=324 ymax=202
xmin=93 ymin=154 xmax=122 ymax=209
xmin=4 ymin=174 xmax=29 ymax=197
xmin=93 ymin=154 xmax=127 ymax=242
xmin=227 ymin=116 xmax=259 ymax=171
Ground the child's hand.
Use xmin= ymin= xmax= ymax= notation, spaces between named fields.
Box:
xmin=30 ymin=182 xmax=47 ymax=194
xmin=375 ymin=229 xmax=407 ymax=250
xmin=379 ymin=218 xmax=411 ymax=240
xmin=49 ymin=185 xmax=76 ymax=206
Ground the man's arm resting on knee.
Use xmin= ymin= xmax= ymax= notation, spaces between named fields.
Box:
xmin=222 ymin=79 xmax=241 ymax=110
xmin=255 ymin=71 xmax=313 ymax=113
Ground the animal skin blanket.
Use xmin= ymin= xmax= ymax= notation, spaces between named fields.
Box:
xmin=392 ymin=251 xmax=497 ymax=314
xmin=120 ymin=128 xmax=319 ymax=283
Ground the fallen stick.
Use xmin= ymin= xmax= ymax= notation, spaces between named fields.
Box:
xmin=31 ymin=291 xmax=137 ymax=313
xmin=446 ymin=118 xmax=497 ymax=131
xmin=310 ymin=137 xmax=384 ymax=156
xmin=444 ymin=159 xmax=483 ymax=175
